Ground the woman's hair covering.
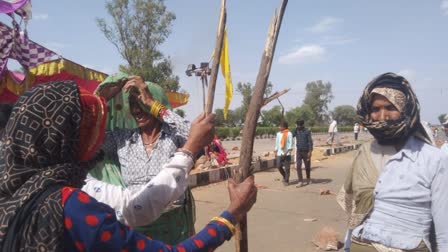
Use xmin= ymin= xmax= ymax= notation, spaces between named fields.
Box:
xmin=96 ymin=72 xmax=171 ymax=131
xmin=0 ymin=81 xmax=97 ymax=251
xmin=357 ymin=72 xmax=431 ymax=145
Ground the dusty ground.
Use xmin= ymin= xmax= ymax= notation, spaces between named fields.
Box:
xmin=192 ymin=151 xmax=354 ymax=252
xmin=190 ymin=131 xmax=446 ymax=251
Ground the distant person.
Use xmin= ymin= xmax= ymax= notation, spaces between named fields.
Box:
xmin=326 ymin=119 xmax=338 ymax=145
xmin=208 ymin=136 xmax=228 ymax=167
xmin=353 ymin=123 xmax=360 ymax=141
xmin=292 ymin=119 xmax=313 ymax=187
xmin=275 ymin=121 xmax=293 ymax=186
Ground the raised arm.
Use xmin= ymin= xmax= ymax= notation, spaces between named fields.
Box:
xmin=83 ymin=112 xmax=216 ymax=226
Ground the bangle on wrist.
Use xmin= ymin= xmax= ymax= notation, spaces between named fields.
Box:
xmin=211 ymin=216 xmax=235 ymax=235
xmin=149 ymin=101 xmax=165 ymax=118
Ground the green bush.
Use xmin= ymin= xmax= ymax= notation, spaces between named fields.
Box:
xmin=216 ymin=127 xmax=242 ymax=139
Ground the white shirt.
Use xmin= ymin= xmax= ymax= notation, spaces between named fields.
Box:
xmin=352 ymin=137 xmax=448 ymax=250
xmin=329 ymin=120 xmax=338 ymax=133
xmin=82 ymin=152 xmax=193 ymax=227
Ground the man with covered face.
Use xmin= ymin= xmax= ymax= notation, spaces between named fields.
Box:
xmin=339 ymin=73 xmax=448 ymax=251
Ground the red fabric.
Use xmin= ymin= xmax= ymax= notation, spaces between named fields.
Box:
xmin=0 ymin=70 xmax=25 ymax=103
xmin=61 ymin=187 xmax=76 ymax=207
xmin=210 ymin=136 xmax=228 ymax=166
xmin=34 ymin=70 xmax=100 ymax=93
xmin=0 ymin=88 xmax=19 ymax=103
xmin=78 ymin=87 xmax=107 ymax=161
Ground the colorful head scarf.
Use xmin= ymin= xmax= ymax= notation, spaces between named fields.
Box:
xmin=357 ymin=72 xmax=431 ymax=145
xmin=0 ymin=81 xmax=106 ymax=250
xmin=95 ymin=72 xmax=171 ymax=130
xmin=89 ymin=73 xmax=171 ymax=186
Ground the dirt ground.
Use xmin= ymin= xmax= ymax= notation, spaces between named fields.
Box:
xmin=192 ymin=151 xmax=354 ymax=252
xmin=191 ymin=131 xmax=447 ymax=251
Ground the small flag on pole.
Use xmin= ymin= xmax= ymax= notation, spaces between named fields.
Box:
xmin=220 ymin=29 xmax=233 ymax=119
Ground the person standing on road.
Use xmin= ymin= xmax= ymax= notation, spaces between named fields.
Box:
xmin=292 ymin=119 xmax=313 ymax=187
xmin=275 ymin=121 xmax=293 ymax=186
xmin=326 ymin=119 xmax=338 ymax=145
xmin=353 ymin=123 xmax=360 ymax=141
xmin=338 ymin=72 xmax=447 ymax=251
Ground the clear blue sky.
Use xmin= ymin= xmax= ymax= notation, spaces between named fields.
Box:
xmin=2 ymin=0 xmax=448 ymax=124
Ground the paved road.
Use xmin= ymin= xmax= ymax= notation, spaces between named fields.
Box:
xmin=192 ymin=151 xmax=354 ymax=252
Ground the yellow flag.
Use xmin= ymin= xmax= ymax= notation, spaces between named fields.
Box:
xmin=220 ymin=29 xmax=233 ymax=119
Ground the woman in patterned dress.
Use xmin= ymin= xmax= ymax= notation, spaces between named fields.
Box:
xmin=0 ymin=80 xmax=257 ymax=251
xmin=85 ymin=74 xmax=198 ymax=243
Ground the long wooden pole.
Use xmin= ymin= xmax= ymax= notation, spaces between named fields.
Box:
xmin=205 ymin=0 xmax=226 ymax=115
xmin=234 ymin=1 xmax=288 ymax=251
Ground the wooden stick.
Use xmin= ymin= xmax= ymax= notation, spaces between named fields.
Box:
xmin=262 ymin=88 xmax=291 ymax=107
xmin=234 ymin=1 xmax=288 ymax=251
xmin=205 ymin=0 xmax=226 ymax=115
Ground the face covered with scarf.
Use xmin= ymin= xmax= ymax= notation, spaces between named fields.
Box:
xmin=0 ymin=81 xmax=107 ymax=250
xmin=357 ymin=72 xmax=430 ymax=145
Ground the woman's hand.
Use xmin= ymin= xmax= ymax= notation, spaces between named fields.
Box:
xmin=123 ymin=76 xmax=154 ymax=106
xmin=226 ymin=176 xmax=258 ymax=223
xmin=183 ymin=113 xmax=216 ymax=156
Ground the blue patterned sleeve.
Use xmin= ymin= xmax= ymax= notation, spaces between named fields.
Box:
xmin=64 ymin=189 xmax=234 ymax=252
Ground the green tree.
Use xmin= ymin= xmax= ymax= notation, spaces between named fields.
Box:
xmin=438 ymin=113 xmax=447 ymax=125
xmin=331 ymin=105 xmax=357 ymax=126
xmin=214 ymin=108 xmax=225 ymax=126
xmin=231 ymin=107 xmax=245 ymax=126
xmin=236 ymin=82 xmax=253 ymax=118
xmin=261 ymin=105 xmax=283 ymax=126
xmin=236 ymin=81 xmax=273 ymax=123
xmin=214 ymin=108 xmax=240 ymax=127
xmin=303 ymin=80 xmax=333 ymax=124
xmin=174 ymin=109 xmax=185 ymax=118
xmin=97 ymin=0 xmax=179 ymax=91
xmin=285 ymin=105 xmax=315 ymax=127
xmin=264 ymin=81 xmax=273 ymax=99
